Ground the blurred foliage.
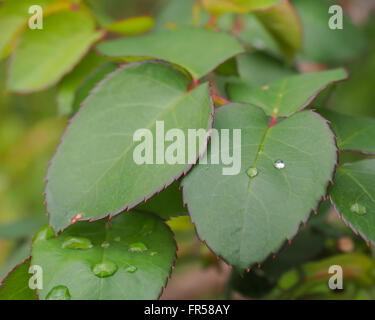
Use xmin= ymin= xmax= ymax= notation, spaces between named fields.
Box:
xmin=0 ymin=0 xmax=375 ymax=300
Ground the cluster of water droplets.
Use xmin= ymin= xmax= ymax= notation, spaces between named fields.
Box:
xmin=350 ymin=202 xmax=367 ymax=216
xmin=45 ymin=228 xmax=159 ymax=299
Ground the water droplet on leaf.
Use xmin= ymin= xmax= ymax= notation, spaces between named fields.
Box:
xmin=46 ymin=285 xmax=71 ymax=300
xmin=125 ymin=265 xmax=137 ymax=273
xmin=101 ymin=241 xmax=110 ymax=248
xmin=246 ymin=167 xmax=258 ymax=178
xmin=274 ymin=160 xmax=285 ymax=169
xmin=61 ymin=236 xmax=93 ymax=249
xmin=129 ymin=242 xmax=148 ymax=253
xmin=149 ymin=251 xmax=158 ymax=256
xmin=92 ymin=261 xmax=118 ymax=278
xmin=350 ymin=203 xmax=367 ymax=215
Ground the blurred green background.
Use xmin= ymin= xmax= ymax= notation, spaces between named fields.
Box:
xmin=1 ymin=0 xmax=375 ymax=299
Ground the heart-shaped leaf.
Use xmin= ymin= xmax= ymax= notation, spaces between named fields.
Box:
xmin=182 ymin=103 xmax=337 ymax=270
xmin=137 ymin=181 xmax=188 ymax=219
xmin=227 ymin=68 xmax=348 ymax=117
xmin=0 ymin=258 xmax=37 ymax=300
xmin=96 ymin=27 xmax=244 ymax=79
xmin=319 ymin=110 xmax=375 ymax=155
xmin=31 ymin=212 xmax=176 ymax=300
xmin=45 ymin=61 xmax=213 ymax=232
xmin=8 ymin=10 xmax=103 ymax=93
xmin=330 ymin=159 xmax=375 ymax=246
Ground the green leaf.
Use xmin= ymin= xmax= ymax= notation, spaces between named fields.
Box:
xmin=96 ymin=27 xmax=244 ymax=79
xmin=8 ymin=10 xmax=103 ymax=93
xmin=45 ymin=61 xmax=213 ymax=232
xmin=237 ymin=52 xmax=296 ymax=86
xmin=235 ymin=14 xmax=282 ymax=56
xmin=136 ymin=181 xmax=188 ymax=219
xmin=0 ymin=258 xmax=37 ymax=300
xmin=182 ymin=103 xmax=337 ymax=270
xmin=0 ymin=0 xmax=70 ymax=59
xmin=229 ymin=224 xmax=325 ymax=298
xmin=202 ymin=0 xmax=281 ymax=14
xmin=106 ymin=16 xmax=154 ymax=35
xmin=57 ymin=51 xmax=108 ymax=116
xmin=293 ymin=0 xmax=367 ymax=64
xmin=330 ymin=159 xmax=375 ymax=246
xmin=72 ymin=62 xmax=119 ymax=115
xmin=155 ymin=0 xmax=209 ymax=31
xmin=254 ymin=0 xmax=302 ymax=60
xmin=31 ymin=212 xmax=176 ymax=300
xmin=276 ymin=253 xmax=375 ymax=299
xmin=227 ymin=68 xmax=348 ymax=117
xmin=319 ymin=110 xmax=375 ymax=155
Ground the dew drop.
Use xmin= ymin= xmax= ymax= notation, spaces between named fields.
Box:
xmin=46 ymin=285 xmax=71 ymax=300
xmin=350 ymin=203 xmax=367 ymax=216
xmin=246 ymin=167 xmax=258 ymax=178
xmin=114 ymin=237 xmax=121 ymax=242
xmin=101 ymin=241 xmax=110 ymax=248
xmin=61 ymin=236 xmax=93 ymax=249
xmin=129 ymin=242 xmax=148 ymax=253
xmin=92 ymin=261 xmax=118 ymax=278
xmin=149 ymin=251 xmax=158 ymax=256
xmin=274 ymin=160 xmax=285 ymax=169
xmin=125 ymin=265 xmax=137 ymax=273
